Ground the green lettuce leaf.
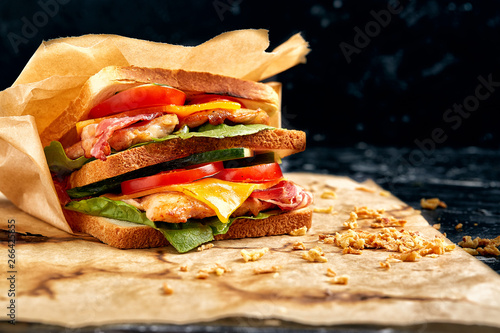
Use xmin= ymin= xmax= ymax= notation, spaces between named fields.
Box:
xmin=44 ymin=141 xmax=93 ymax=175
xmin=65 ymin=196 xmax=276 ymax=253
xmin=45 ymin=124 xmax=273 ymax=174
xmin=130 ymin=123 xmax=273 ymax=147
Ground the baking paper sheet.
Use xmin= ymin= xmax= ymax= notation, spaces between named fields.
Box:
xmin=1 ymin=173 xmax=500 ymax=329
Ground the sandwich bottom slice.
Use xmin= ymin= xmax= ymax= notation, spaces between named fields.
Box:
xmin=64 ymin=207 xmax=313 ymax=250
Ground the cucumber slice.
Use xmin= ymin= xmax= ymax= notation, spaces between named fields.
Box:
xmin=222 ymin=152 xmax=280 ymax=169
xmin=67 ymin=148 xmax=253 ymax=198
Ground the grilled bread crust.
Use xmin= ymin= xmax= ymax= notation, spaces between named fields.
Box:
xmin=68 ymin=128 xmax=306 ymax=188
xmin=64 ymin=207 xmax=313 ymax=250
xmin=40 ymin=66 xmax=279 ymax=147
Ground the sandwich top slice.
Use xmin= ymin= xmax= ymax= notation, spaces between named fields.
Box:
xmin=44 ymin=66 xmax=313 ymax=253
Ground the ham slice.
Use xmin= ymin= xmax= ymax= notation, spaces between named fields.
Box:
xmin=250 ymin=180 xmax=313 ymax=211
xmin=90 ymin=112 xmax=164 ymax=160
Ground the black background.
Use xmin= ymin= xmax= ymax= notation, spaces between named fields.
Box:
xmin=2 ymin=0 xmax=500 ymax=149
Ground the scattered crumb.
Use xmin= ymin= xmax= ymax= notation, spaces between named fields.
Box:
xmin=399 ymin=251 xmax=422 ymax=262
xmin=329 ymin=275 xmax=349 ymax=285
xmin=179 ymin=265 xmax=189 ymax=272
xmin=463 ymin=248 xmax=479 ymax=256
xmin=241 ymin=248 xmax=269 ymax=262
xmin=432 ymin=224 xmax=441 ymax=230
xmin=458 ymin=235 xmax=500 ymax=256
xmin=289 ymin=226 xmax=308 ymax=236
xmin=356 ymin=186 xmax=376 ymax=193
xmin=162 ymin=282 xmax=174 ymax=295
xmin=342 ymin=247 xmax=362 ymax=255
xmin=379 ymin=261 xmax=391 ymax=269
xmin=420 ymin=198 xmax=447 ymax=210
xmin=326 ymin=268 xmax=337 ymax=277
xmin=197 ymin=243 xmax=214 ymax=251
xmin=370 ymin=216 xmax=407 ymax=228
xmin=302 ymin=246 xmax=328 ymax=263
xmin=455 ymin=223 xmax=463 ymax=230
xmin=196 ymin=270 xmax=210 ymax=279
xmin=473 ymin=223 xmax=478 ymax=226
xmin=321 ymin=228 xmax=455 ymax=260
xmin=320 ymin=190 xmax=337 ymax=199
xmin=196 ymin=263 xmax=232 ymax=279
xmin=343 ymin=212 xmax=359 ymax=229
xmin=292 ymin=241 xmax=306 ymax=250
xmin=379 ymin=190 xmax=391 ymax=197
xmin=253 ymin=265 xmax=282 ymax=275
xmin=313 ymin=206 xmax=336 ymax=214
xmin=322 ymin=236 xmax=336 ymax=245
xmin=354 ymin=206 xmax=385 ymax=219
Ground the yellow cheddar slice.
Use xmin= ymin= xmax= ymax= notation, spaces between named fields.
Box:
xmin=76 ymin=101 xmax=241 ymax=135
xmin=104 ymin=178 xmax=282 ymax=223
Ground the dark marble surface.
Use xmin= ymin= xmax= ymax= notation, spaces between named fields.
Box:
xmin=1 ymin=0 xmax=500 ymax=148
xmin=284 ymin=144 xmax=500 ymax=274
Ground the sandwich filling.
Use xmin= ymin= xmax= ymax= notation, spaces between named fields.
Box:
xmin=46 ymin=80 xmax=312 ymax=253
xmin=64 ymin=84 xmax=270 ymax=161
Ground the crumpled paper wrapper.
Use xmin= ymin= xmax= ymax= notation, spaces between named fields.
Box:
xmin=1 ymin=172 xmax=500 ymax=329
xmin=0 ymin=29 xmax=310 ymax=233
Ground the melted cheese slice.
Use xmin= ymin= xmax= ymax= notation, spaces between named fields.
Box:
xmin=76 ymin=101 xmax=241 ymax=135
xmin=104 ymin=178 xmax=282 ymax=223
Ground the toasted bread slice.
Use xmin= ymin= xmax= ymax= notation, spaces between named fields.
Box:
xmin=69 ymin=128 xmax=306 ymax=188
xmin=64 ymin=207 xmax=313 ymax=250
xmin=40 ymin=66 xmax=280 ymax=147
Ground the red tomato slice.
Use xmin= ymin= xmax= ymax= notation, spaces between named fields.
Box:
xmin=121 ymin=162 xmax=224 ymax=195
xmin=89 ymin=85 xmax=186 ymax=119
xmin=213 ymin=163 xmax=283 ymax=183
xmin=188 ymin=94 xmax=245 ymax=108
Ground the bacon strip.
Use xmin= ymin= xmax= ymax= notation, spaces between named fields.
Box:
xmin=250 ymin=180 xmax=313 ymax=211
xmin=90 ymin=112 xmax=163 ymax=160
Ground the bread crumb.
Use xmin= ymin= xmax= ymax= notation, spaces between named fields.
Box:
xmin=329 ymin=275 xmax=349 ymax=285
xmin=370 ymin=216 xmax=407 ymax=228
xmin=343 ymin=212 xmax=358 ymax=229
xmin=241 ymin=248 xmax=269 ymax=262
xmin=322 ymin=228 xmax=455 ymax=259
xmin=196 ymin=270 xmax=210 ymax=279
xmin=463 ymin=248 xmax=479 ymax=256
xmin=179 ymin=265 xmax=189 ymax=272
xmin=421 ymin=198 xmax=447 ymax=210
xmin=196 ymin=263 xmax=231 ymax=279
xmin=399 ymin=251 xmax=422 ymax=262
xmin=379 ymin=190 xmax=391 ymax=197
xmin=432 ymin=224 xmax=441 ymax=230
xmin=162 ymin=282 xmax=174 ymax=295
xmin=322 ymin=236 xmax=336 ymax=244
xmin=379 ymin=261 xmax=391 ymax=269
xmin=356 ymin=186 xmax=376 ymax=193
xmin=253 ymin=265 xmax=282 ymax=275
xmin=342 ymin=247 xmax=362 ymax=255
xmin=313 ymin=206 xmax=336 ymax=214
xmin=302 ymin=246 xmax=328 ymax=262
xmin=473 ymin=223 xmax=478 ymax=226
xmin=289 ymin=226 xmax=307 ymax=236
xmin=458 ymin=235 xmax=500 ymax=256
xmin=292 ymin=241 xmax=306 ymax=250
xmin=197 ymin=243 xmax=214 ymax=251
xmin=320 ymin=190 xmax=337 ymax=199
xmin=326 ymin=268 xmax=337 ymax=277
xmin=455 ymin=223 xmax=463 ymax=230
xmin=354 ymin=206 xmax=385 ymax=219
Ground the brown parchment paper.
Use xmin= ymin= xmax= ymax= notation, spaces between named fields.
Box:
xmin=1 ymin=172 xmax=500 ymax=329
xmin=0 ymin=29 xmax=310 ymax=234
